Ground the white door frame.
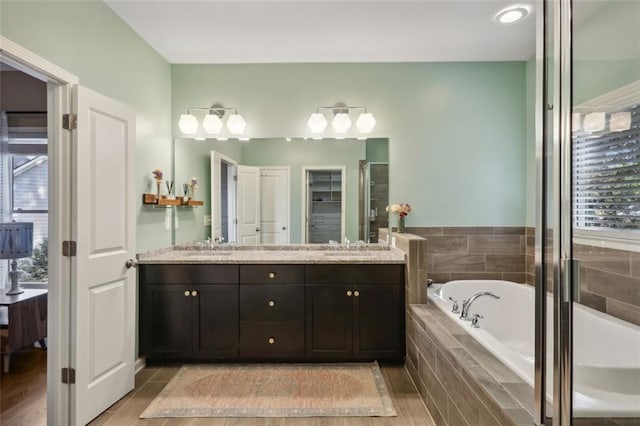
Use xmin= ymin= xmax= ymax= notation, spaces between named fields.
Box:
xmin=1 ymin=36 xmax=78 ymax=426
xmin=301 ymin=165 xmax=346 ymax=243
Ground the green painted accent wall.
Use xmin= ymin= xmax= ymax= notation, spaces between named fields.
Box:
xmin=1 ymin=0 xmax=172 ymax=252
xmin=172 ymin=62 xmax=528 ymax=229
xmin=366 ymin=138 xmax=389 ymax=163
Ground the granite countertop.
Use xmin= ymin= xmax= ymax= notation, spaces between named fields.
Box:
xmin=137 ymin=243 xmax=406 ymax=265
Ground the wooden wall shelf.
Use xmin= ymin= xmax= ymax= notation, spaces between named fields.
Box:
xmin=142 ymin=194 xmax=203 ymax=207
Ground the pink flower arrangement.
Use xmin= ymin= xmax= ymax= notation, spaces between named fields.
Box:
xmin=190 ymin=177 xmax=198 ymax=191
xmin=387 ymin=203 xmax=412 ymax=217
xmin=152 ymin=168 xmax=163 ymax=182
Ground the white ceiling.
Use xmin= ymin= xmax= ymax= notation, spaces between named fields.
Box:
xmin=104 ymin=0 xmax=536 ymax=63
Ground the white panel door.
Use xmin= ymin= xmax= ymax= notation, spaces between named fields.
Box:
xmin=260 ymin=167 xmax=289 ymax=244
xmin=210 ymin=151 xmax=223 ymax=241
xmin=72 ymin=86 xmax=136 ymax=425
xmin=237 ymin=165 xmax=260 ymax=244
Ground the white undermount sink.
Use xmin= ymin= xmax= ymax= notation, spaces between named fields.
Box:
xmin=323 ymin=251 xmax=372 ymax=256
xmin=184 ymin=251 xmax=233 ymax=256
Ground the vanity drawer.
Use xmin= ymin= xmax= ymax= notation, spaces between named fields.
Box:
xmin=141 ymin=264 xmax=239 ymax=284
xmin=239 ymin=321 xmax=304 ymax=359
xmin=240 ymin=265 xmax=304 ymax=285
xmin=240 ymin=285 xmax=304 ymax=321
xmin=305 ymin=264 xmax=403 ymax=285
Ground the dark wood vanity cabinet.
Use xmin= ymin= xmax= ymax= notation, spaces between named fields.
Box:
xmin=139 ymin=262 xmax=404 ymax=362
xmin=305 ymin=264 xmax=404 ymax=361
xmin=239 ymin=265 xmax=305 ymax=359
xmin=139 ymin=264 xmax=239 ymax=360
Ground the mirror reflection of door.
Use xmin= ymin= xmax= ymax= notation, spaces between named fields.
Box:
xmin=210 ymin=151 xmax=237 ymax=243
xmin=236 ymin=165 xmax=261 ymax=244
xmin=259 ymin=167 xmax=290 ymax=244
xmin=303 ymin=167 xmax=345 ymax=243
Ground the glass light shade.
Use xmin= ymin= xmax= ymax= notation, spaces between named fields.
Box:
xmin=610 ymin=112 xmax=631 ymax=132
xmin=583 ymin=112 xmax=605 ymax=133
xmin=332 ymin=113 xmax=352 ymax=133
xmin=307 ymin=113 xmax=328 ymax=133
xmin=178 ymin=114 xmax=199 ymax=134
xmin=355 ymin=113 xmax=376 ymax=133
xmin=226 ymin=114 xmax=246 ymax=135
xmin=202 ymin=114 xmax=223 ymax=134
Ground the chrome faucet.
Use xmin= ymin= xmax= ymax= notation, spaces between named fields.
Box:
xmin=460 ymin=292 xmax=500 ymax=320
xmin=355 ymin=240 xmax=365 ymax=252
xmin=344 ymin=237 xmax=350 ymax=250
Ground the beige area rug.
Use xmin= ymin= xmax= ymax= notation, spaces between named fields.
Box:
xmin=140 ymin=363 xmax=397 ymax=418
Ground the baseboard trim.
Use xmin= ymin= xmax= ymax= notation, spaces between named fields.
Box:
xmin=135 ymin=357 xmax=146 ymax=374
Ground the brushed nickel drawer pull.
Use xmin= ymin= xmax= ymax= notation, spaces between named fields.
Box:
xmin=346 ymin=290 xmax=353 ymax=297
xmin=268 ymin=272 xmax=276 ymax=279
xmin=191 ymin=290 xmax=198 ymax=297
xmin=268 ymin=337 xmax=275 ymax=344
xmin=268 ymin=300 xmax=275 ymax=307
xmin=184 ymin=290 xmax=190 ymax=297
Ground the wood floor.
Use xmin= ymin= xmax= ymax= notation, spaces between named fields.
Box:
xmin=0 ymin=353 xmax=435 ymax=426
xmin=0 ymin=346 xmax=47 ymax=426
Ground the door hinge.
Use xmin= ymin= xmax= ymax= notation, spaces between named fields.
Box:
xmin=62 ymin=240 xmax=77 ymax=257
xmin=233 ymin=175 xmax=238 ymax=181
xmin=62 ymin=113 xmax=77 ymax=130
xmin=234 ymin=218 xmax=238 ymax=225
xmin=61 ymin=367 xmax=76 ymax=384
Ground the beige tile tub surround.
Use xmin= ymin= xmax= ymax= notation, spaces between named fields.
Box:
xmin=405 ymin=227 xmax=528 ymax=284
xmin=574 ymin=243 xmax=640 ymax=327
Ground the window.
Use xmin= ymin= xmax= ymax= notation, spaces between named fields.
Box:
xmin=573 ymin=103 xmax=640 ymax=239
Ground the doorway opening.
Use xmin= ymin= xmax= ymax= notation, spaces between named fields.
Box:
xmin=303 ymin=167 xmax=345 ymax=243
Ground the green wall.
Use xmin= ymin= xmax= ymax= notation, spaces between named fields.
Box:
xmin=1 ymin=0 xmax=172 ymax=252
xmin=525 ymin=57 xmax=536 ymax=227
xmin=172 ymin=62 xmax=527 ymax=229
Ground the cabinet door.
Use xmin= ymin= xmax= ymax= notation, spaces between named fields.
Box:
xmin=353 ymin=284 xmax=402 ymax=360
xmin=305 ymin=285 xmax=352 ymax=359
xmin=141 ymin=284 xmax=193 ymax=359
xmin=193 ymin=284 xmax=239 ymax=359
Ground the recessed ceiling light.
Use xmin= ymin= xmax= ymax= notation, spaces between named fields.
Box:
xmin=495 ymin=6 xmax=530 ymax=24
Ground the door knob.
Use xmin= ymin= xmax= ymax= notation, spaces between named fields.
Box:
xmin=125 ymin=258 xmax=138 ymax=269
xmin=256 ymin=227 xmax=261 ymax=232
xmin=282 ymin=226 xmax=287 ymax=231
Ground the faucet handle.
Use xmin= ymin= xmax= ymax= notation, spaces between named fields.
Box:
xmin=448 ymin=297 xmax=459 ymax=313
xmin=471 ymin=313 xmax=483 ymax=328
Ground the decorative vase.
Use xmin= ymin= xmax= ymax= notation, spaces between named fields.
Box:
xmin=156 ymin=181 xmax=161 ymax=199
xmin=398 ymin=216 xmax=406 ymax=233
xmin=191 ymin=187 xmax=196 ymax=201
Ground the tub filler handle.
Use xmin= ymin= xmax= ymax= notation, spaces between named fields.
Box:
xmin=448 ymin=297 xmax=460 ymax=313
xmin=471 ymin=314 xmax=483 ymax=328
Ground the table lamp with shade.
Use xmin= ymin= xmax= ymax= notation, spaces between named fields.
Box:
xmin=0 ymin=222 xmax=34 ymax=295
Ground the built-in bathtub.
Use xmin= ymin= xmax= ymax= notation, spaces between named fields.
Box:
xmin=427 ymin=280 xmax=640 ymax=418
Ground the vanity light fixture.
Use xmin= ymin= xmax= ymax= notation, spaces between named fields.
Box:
xmin=307 ymin=105 xmax=376 ymax=135
xmin=178 ymin=105 xmax=247 ymax=136
xmin=495 ymin=5 xmax=530 ymax=24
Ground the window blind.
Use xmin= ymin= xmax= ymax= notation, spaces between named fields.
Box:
xmin=573 ymin=104 xmax=640 ymax=231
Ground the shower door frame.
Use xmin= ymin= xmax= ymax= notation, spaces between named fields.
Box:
xmin=535 ymin=0 xmax=575 ymax=424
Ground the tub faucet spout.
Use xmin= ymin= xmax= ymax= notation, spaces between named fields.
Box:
xmin=460 ymin=292 xmax=500 ymax=320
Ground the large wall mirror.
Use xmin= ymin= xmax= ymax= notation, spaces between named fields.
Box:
xmin=174 ymin=137 xmax=389 ymax=245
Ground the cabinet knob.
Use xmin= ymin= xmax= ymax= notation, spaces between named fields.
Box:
xmin=268 ymin=300 xmax=275 ymax=307
xmin=268 ymin=272 xmax=276 ymax=279
xmin=354 ymin=290 xmax=360 ymax=297
xmin=268 ymin=337 xmax=275 ymax=344
xmin=184 ymin=290 xmax=190 ymax=297
xmin=346 ymin=290 xmax=353 ymax=297
xmin=191 ymin=290 xmax=198 ymax=297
